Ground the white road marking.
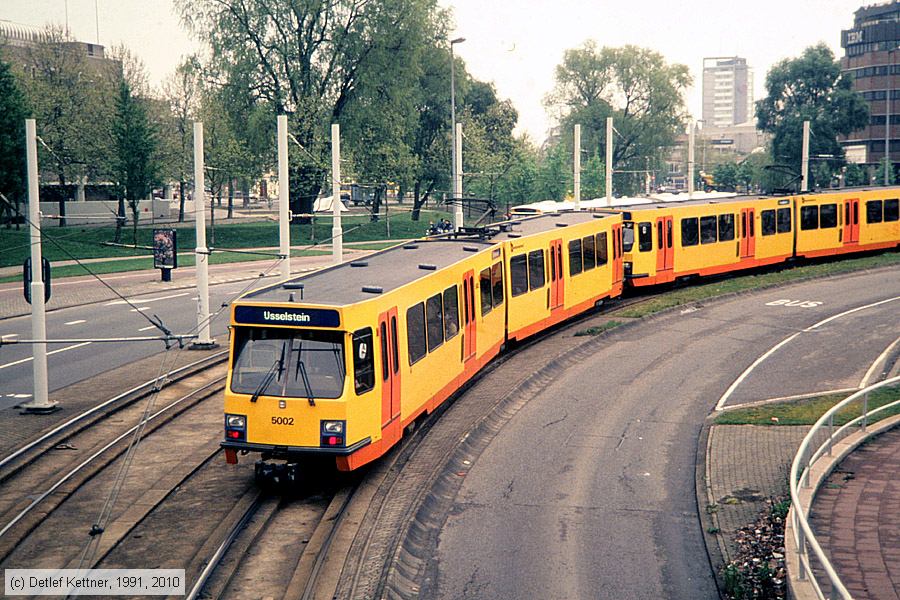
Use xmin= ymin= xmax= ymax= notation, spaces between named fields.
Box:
xmin=859 ymin=335 xmax=900 ymax=388
xmin=5 ymin=393 xmax=32 ymax=399
xmin=765 ymin=299 xmax=824 ymax=308
xmin=138 ymin=325 xmax=156 ymax=332
xmin=104 ymin=292 xmax=190 ymax=306
xmin=64 ymin=320 xmax=86 ymax=325
xmin=715 ymin=295 xmax=900 ymax=411
xmin=130 ymin=307 xmax=151 ymax=312
xmin=1 ymin=334 xmax=19 ymax=341
xmin=0 ymin=342 xmax=92 ymax=371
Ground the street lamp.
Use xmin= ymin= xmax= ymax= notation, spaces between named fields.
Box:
xmin=450 ymin=36 xmax=465 ymax=229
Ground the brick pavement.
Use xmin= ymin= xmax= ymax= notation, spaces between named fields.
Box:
xmin=810 ymin=426 xmax=900 ymax=599
xmin=704 ymin=424 xmax=808 ymax=562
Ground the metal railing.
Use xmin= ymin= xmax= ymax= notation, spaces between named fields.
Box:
xmin=788 ymin=374 xmax=900 ymax=599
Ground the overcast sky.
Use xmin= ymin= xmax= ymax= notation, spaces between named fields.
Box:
xmin=0 ymin=0 xmax=869 ymax=141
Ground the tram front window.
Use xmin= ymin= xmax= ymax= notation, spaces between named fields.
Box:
xmin=231 ymin=328 xmax=346 ymax=399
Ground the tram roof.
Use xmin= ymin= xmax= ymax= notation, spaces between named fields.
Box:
xmin=240 ymin=211 xmax=617 ymax=307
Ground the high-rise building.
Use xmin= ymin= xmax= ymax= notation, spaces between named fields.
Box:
xmin=840 ymin=1 xmax=900 ymax=167
xmin=702 ymin=57 xmax=753 ymax=128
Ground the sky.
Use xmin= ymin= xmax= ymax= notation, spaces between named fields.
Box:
xmin=0 ymin=0 xmax=871 ymax=142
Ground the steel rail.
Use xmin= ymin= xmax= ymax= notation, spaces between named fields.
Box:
xmin=0 ymin=350 xmax=228 ymax=472
xmin=184 ymin=493 xmax=266 ymax=600
xmin=788 ymin=374 xmax=900 ymax=599
xmin=0 ymin=376 xmax=226 ymax=541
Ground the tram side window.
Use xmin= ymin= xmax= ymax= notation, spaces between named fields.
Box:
xmin=425 ymin=293 xmax=444 ymax=353
xmin=866 ymin=200 xmax=883 ymax=223
xmin=510 ymin=254 xmax=529 ymax=297
xmin=583 ymin=235 xmax=596 ymax=270
xmin=622 ymin=223 xmax=635 ymax=252
xmin=528 ymin=250 xmax=545 ymax=290
xmin=352 ymin=328 xmax=375 ymax=395
xmin=820 ymin=204 xmax=838 ymax=228
xmin=761 ymin=210 xmax=776 ymax=236
xmin=777 ymin=208 xmax=792 ymax=233
xmin=443 ymin=286 xmax=460 ymax=340
xmin=700 ymin=216 xmax=717 ymax=244
xmin=491 ymin=262 xmax=504 ymax=307
xmin=568 ymin=239 xmax=583 ymax=275
xmin=638 ymin=222 xmax=652 ymax=252
xmin=406 ymin=303 xmax=427 ymax=365
xmin=596 ymin=233 xmax=608 ymax=266
xmin=718 ymin=214 xmax=736 ymax=241
xmin=800 ymin=206 xmax=819 ymax=230
xmin=886 ymin=198 xmax=900 ymax=221
xmin=681 ymin=218 xmax=699 ymax=246
xmin=479 ymin=268 xmax=492 ymax=316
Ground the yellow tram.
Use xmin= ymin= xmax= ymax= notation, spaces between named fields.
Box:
xmin=222 ymin=211 xmax=623 ymax=473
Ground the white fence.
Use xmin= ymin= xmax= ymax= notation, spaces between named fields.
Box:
xmin=787 ymin=375 xmax=900 ymax=599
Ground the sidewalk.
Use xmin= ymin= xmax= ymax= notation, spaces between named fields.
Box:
xmin=0 ymin=245 xmax=379 ymax=321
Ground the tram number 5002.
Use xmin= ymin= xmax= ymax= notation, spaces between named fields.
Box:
xmin=272 ymin=417 xmax=295 ymax=425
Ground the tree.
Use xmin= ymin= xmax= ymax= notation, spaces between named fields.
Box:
xmin=113 ymin=79 xmax=159 ymax=243
xmin=161 ymin=58 xmax=201 ymax=221
xmin=843 ymin=163 xmax=867 ymax=187
xmin=756 ymin=43 xmax=869 ymax=190
xmin=21 ymin=26 xmax=117 ymax=226
xmin=546 ymin=43 xmax=691 ymax=196
xmin=0 ymin=51 xmax=29 ymax=228
xmin=178 ymin=0 xmax=443 ymax=221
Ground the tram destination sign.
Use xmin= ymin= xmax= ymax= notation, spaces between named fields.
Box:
xmin=234 ymin=306 xmax=340 ymax=328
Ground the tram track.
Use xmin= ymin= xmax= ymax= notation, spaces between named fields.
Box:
xmin=0 ymin=361 xmax=228 ymax=565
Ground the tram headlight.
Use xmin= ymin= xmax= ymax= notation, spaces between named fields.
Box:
xmin=322 ymin=420 xmax=344 ymax=434
xmin=226 ymin=414 xmax=246 ymax=428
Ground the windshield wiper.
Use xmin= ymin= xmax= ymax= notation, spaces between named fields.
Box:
xmin=251 ymin=345 xmax=285 ymax=403
xmin=298 ymin=360 xmax=316 ymax=407
xmin=291 ymin=338 xmax=316 ymax=407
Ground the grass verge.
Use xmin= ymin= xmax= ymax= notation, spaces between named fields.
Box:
xmin=0 ymin=248 xmax=331 ymax=283
xmin=614 ymin=251 xmax=900 ymax=319
xmin=714 ymin=385 xmax=900 ymax=426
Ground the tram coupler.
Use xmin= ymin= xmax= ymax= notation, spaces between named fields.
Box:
xmin=254 ymin=460 xmax=300 ymax=489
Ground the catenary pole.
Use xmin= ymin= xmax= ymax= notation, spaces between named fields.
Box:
xmin=455 ymin=123 xmax=463 ymax=229
xmin=688 ymin=122 xmax=696 ymax=200
xmin=331 ymin=123 xmax=343 ymax=265
xmin=277 ymin=115 xmax=292 ymax=278
xmin=605 ymin=117 xmax=613 ymax=207
xmin=801 ymin=120 xmax=810 ymax=193
xmin=573 ymin=124 xmax=581 ymax=210
xmin=21 ymin=119 xmax=56 ymax=413
xmin=192 ymin=122 xmax=214 ymax=348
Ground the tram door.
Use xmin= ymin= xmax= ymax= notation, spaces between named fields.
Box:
xmin=611 ymin=224 xmax=624 ymax=286
xmin=461 ymin=270 xmax=476 ymax=362
xmin=378 ymin=308 xmax=401 ymax=435
xmin=549 ymin=239 xmax=564 ymax=310
xmin=740 ymin=208 xmax=756 ymax=259
xmin=655 ymin=216 xmax=674 ymax=276
xmin=843 ymin=198 xmax=859 ymax=244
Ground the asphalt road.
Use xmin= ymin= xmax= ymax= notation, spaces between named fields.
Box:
xmin=430 ymin=268 xmax=900 ymax=599
xmin=0 ymin=276 xmax=263 ymax=409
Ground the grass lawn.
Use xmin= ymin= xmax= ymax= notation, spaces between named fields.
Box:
xmin=0 ymin=207 xmax=451 ymax=268
xmin=714 ymin=385 xmax=900 ymax=426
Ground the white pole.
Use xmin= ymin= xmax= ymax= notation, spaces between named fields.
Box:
xmin=573 ymin=124 xmax=581 ymax=210
xmin=277 ymin=115 xmax=292 ymax=278
xmin=192 ymin=122 xmax=213 ymax=347
xmin=21 ymin=119 xmax=56 ymax=413
xmin=801 ymin=120 xmax=810 ymax=193
xmin=454 ymin=122 xmax=464 ymax=230
xmin=688 ymin=122 xmax=696 ymax=200
xmin=331 ymin=123 xmax=343 ymax=265
xmin=605 ymin=117 xmax=613 ymax=207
